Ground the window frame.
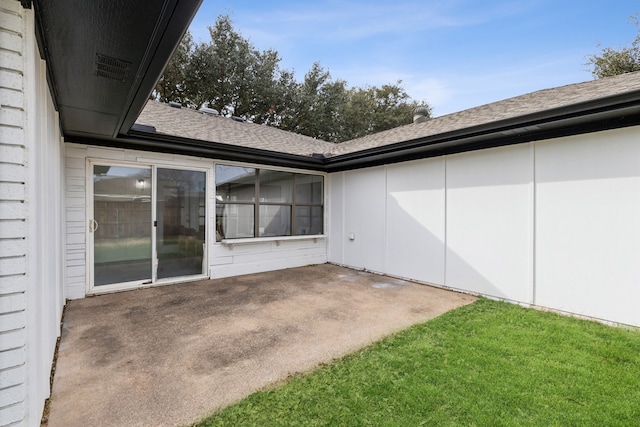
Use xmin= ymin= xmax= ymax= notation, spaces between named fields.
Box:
xmin=215 ymin=164 xmax=325 ymax=241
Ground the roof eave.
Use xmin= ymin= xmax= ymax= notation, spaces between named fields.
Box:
xmin=33 ymin=0 xmax=202 ymax=141
xmin=115 ymin=90 xmax=640 ymax=173
xmin=116 ymin=1 xmax=203 ymax=137
xmin=323 ymin=89 xmax=640 ymax=172
xmin=66 ymin=77 xmax=640 ymax=173
xmin=66 ymin=130 xmax=327 ymax=172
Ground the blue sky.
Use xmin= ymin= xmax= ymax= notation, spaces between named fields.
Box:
xmin=189 ymin=1 xmax=639 ymax=117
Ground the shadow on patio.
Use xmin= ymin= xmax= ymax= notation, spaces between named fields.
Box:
xmin=47 ymin=264 xmax=476 ymax=427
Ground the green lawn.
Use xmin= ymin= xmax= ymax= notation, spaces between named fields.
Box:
xmin=194 ymin=298 xmax=640 ymax=427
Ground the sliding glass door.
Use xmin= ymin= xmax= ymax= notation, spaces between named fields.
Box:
xmin=92 ymin=165 xmax=152 ymax=286
xmin=89 ymin=163 xmax=207 ymax=291
xmin=156 ymin=168 xmax=206 ymax=280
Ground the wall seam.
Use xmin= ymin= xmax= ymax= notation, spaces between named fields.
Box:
xmin=341 ymin=171 xmax=345 ymax=265
xmin=383 ymin=166 xmax=388 ymax=274
xmin=531 ymin=142 xmax=537 ymax=305
xmin=443 ymin=155 xmax=448 ymax=287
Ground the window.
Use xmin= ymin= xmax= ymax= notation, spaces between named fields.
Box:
xmin=215 ymin=164 xmax=323 ymax=241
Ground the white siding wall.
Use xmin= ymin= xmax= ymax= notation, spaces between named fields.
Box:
xmin=64 ymin=145 xmax=327 ymax=297
xmin=329 ymin=127 xmax=640 ymax=327
xmin=326 ymin=171 xmax=344 ymax=264
xmin=386 ymin=158 xmax=445 ymax=285
xmin=446 ymin=144 xmax=534 ymax=301
xmin=341 ymin=166 xmax=386 ymax=272
xmin=209 ymin=238 xmax=327 ymax=279
xmin=0 ymin=2 xmax=65 ymax=426
xmin=536 ymin=128 xmax=640 ymax=326
xmin=0 ymin=5 xmax=27 ymax=424
xmin=64 ymin=145 xmax=86 ymax=300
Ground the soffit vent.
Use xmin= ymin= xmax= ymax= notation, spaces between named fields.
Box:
xmin=95 ymin=53 xmax=132 ymax=82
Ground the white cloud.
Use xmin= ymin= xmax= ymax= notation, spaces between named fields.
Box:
xmin=228 ymin=0 xmax=544 ymax=43
xmin=188 ymin=0 xmax=597 ymax=117
xmin=406 ymin=53 xmax=593 ymax=116
xmin=405 ymin=78 xmax=453 ymax=108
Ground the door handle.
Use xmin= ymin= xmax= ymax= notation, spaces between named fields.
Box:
xmin=89 ymin=219 xmax=99 ymax=233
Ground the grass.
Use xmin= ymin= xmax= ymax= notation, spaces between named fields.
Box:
xmin=193 ymin=298 xmax=640 ymax=426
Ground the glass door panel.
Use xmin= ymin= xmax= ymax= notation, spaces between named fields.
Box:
xmin=156 ymin=168 xmax=206 ymax=280
xmin=92 ymin=165 xmax=152 ymax=286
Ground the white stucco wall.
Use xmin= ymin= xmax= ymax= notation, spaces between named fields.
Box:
xmin=329 ymin=127 xmax=640 ymax=327
xmin=64 ymin=145 xmax=327 ymax=298
xmin=0 ymin=2 xmax=66 ymax=426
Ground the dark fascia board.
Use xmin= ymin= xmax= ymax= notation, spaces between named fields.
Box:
xmin=32 ymin=1 xmax=58 ymax=110
xmin=70 ymin=87 xmax=640 ymax=173
xmin=67 ymin=130 xmax=327 ymax=172
xmin=325 ymin=107 xmax=640 ymax=172
xmin=116 ymin=0 xmax=202 ymax=138
xmin=323 ymin=90 xmax=640 ymax=172
xmin=113 ymin=99 xmax=639 ymax=173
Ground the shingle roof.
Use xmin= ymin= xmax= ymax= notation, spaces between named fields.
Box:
xmin=331 ymin=70 xmax=640 ymax=155
xmin=136 ymin=102 xmax=336 ymax=156
xmin=135 ymin=71 xmax=640 ymax=158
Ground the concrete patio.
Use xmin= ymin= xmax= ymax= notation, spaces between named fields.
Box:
xmin=46 ymin=264 xmax=476 ymax=426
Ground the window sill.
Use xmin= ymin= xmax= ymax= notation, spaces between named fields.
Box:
xmin=220 ymin=234 xmax=326 ymax=247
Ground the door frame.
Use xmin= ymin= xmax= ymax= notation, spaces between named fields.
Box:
xmin=153 ymin=165 xmax=210 ymax=285
xmin=86 ymin=159 xmax=210 ymax=295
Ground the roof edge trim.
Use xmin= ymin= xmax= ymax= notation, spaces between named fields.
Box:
xmin=325 ymin=105 xmax=640 ymax=172
xmin=117 ymin=0 xmax=203 ymax=137
xmin=324 ymin=89 xmax=640 ymax=170
xmin=67 ymin=131 xmax=327 ymax=172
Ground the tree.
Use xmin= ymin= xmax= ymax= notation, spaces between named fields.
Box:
xmin=278 ymin=63 xmax=348 ymax=142
xmin=277 ymin=66 xmax=428 ymax=143
xmin=244 ymin=49 xmax=287 ymax=124
xmin=154 ymin=15 xmax=431 ymax=142
xmin=154 ymin=15 xmax=286 ymax=118
xmin=588 ymin=15 xmax=640 ymax=78
xmin=154 ymin=31 xmax=194 ymax=104
xmin=181 ymin=40 xmax=216 ymax=108
xmin=336 ymin=82 xmax=429 ymax=142
xmin=205 ymin=15 xmax=254 ymax=116
xmin=365 ymin=83 xmax=425 ymax=137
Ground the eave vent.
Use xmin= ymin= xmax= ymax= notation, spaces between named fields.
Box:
xmin=95 ymin=53 xmax=131 ymax=82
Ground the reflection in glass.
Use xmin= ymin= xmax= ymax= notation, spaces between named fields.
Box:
xmin=259 ymin=170 xmax=292 ymax=203
xmin=216 ymin=204 xmax=254 ymax=240
xmin=156 ymin=168 xmax=206 ymax=280
xmin=295 ymin=206 xmax=323 ymax=235
xmin=259 ymin=205 xmax=291 ymax=237
xmin=93 ymin=165 xmax=152 ymax=286
xmin=215 ymin=164 xmax=324 ymax=240
xmin=216 ymin=165 xmax=255 ymax=202
xmin=295 ymin=174 xmax=323 ymax=204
